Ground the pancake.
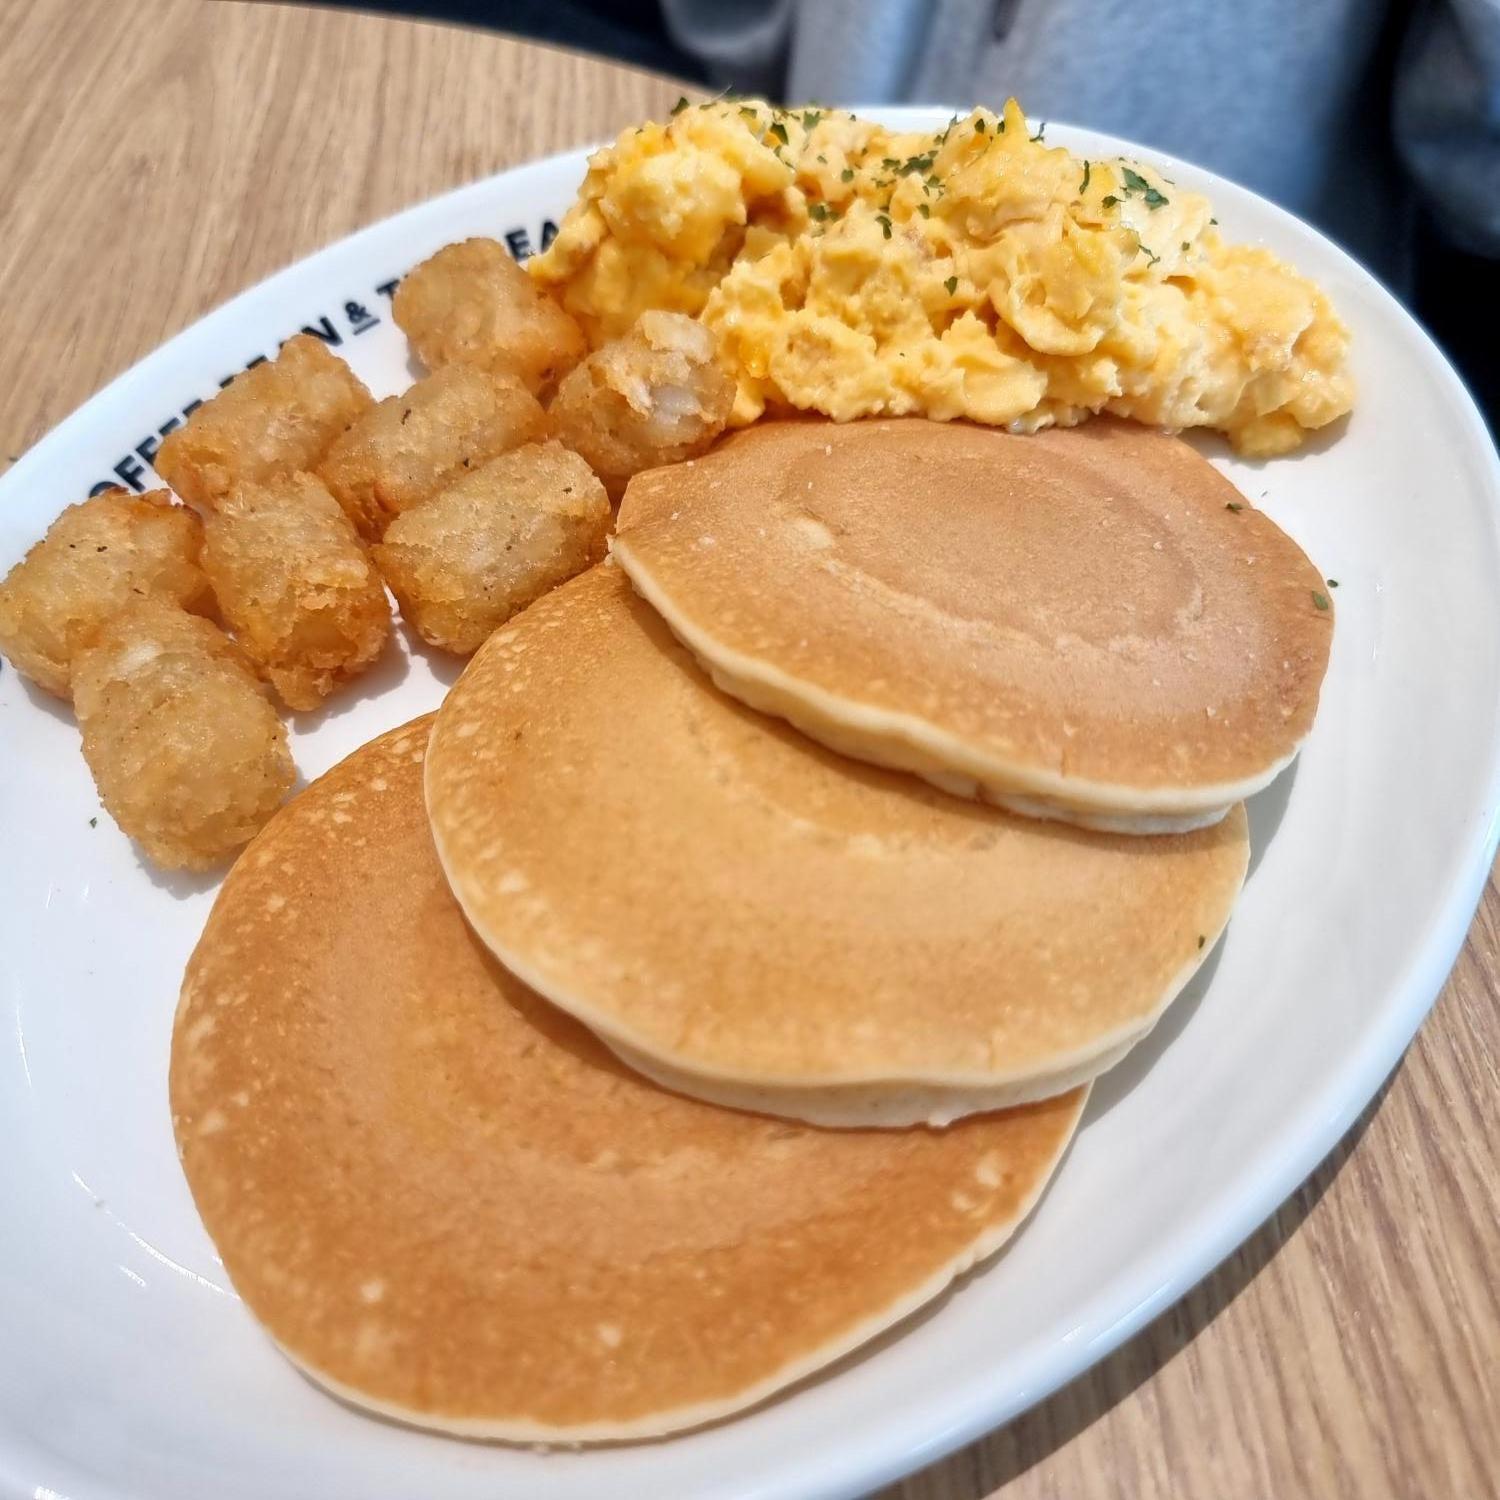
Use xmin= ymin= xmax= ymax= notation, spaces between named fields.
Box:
xmin=170 ymin=717 xmax=1085 ymax=1441
xmin=424 ymin=566 xmax=1248 ymax=1125
xmin=611 ymin=417 xmax=1332 ymax=833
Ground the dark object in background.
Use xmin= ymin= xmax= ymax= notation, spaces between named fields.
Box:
xmin=1413 ymin=223 xmax=1499 ymax=438
xmin=340 ymin=0 xmax=707 ymax=80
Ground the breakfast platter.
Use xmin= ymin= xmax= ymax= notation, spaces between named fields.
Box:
xmin=3 ymin=105 xmax=1499 ymax=1500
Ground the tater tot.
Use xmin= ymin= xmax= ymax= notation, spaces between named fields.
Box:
xmin=392 ymin=238 xmax=587 ymax=398
xmin=0 ymin=488 xmax=211 ymax=698
xmin=547 ymin=310 xmax=733 ymax=500
xmin=373 ymin=442 xmax=609 ymax=654
xmin=155 ymin=335 xmax=372 ymax=508
xmin=72 ymin=601 xmax=295 ymax=871
xmin=316 ymin=364 xmax=549 ymax=538
xmin=201 ymin=473 xmax=391 ymax=711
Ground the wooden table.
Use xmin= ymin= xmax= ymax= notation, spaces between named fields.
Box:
xmin=3 ymin=2 xmax=1496 ymax=1495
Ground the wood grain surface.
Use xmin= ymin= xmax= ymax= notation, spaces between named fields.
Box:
xmin=2 ymin=3 xmax=1496 ymax=1497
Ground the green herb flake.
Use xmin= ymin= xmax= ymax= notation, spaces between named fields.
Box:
xmin=1029 ymin=120 xmax=1047 ymax=141
xmin=1209 ymin=216 xmax=1219 ymax=225
xmin=974 ymin=118 xmax=987 ymax=134
xmin=1101 ymin=193 xmax=1120 ymax=208
xmin=841 ymin=167 xmax=855 ymax=182
xmin=918 ymin=202 xmax=931 ymax=217
xmin=816 ymin=153 xmax=827 ymax=163
xmin=1225 ymin=501 xmax=1244 ymax=513
xmin=1327 ymin=578 xmax=1340 ymax=588
xmin=877 ymin=214 xmax=893 ymax=239
xmin=769 ymin=121 xmax=789 ymax=145
xmin=808 ymin=202 xmax=830 ymax=222
xmin=1181 ymin=241 xmax=1190 ymax=252
xmin=671 ymin=96 xmax=690 ymax=116
xmin=1311 ymin=590 xmax=1331 ymax=611
xmin=1080 ymin=160 xmax=1091 ymax=195
xmin=1197 ymin=934 xmax=1206 ymax=949
xmin=882 ymin=157 xmax=900 ymax=170
xmin=1121 ymin=166 xmax=1150 ymax=194
xmin=1143 ymin=185 xmax=1169 ymax=209
xmin=89 ymin=816 xmax=98 ymax=828
xmin=802 ymin=109 xmax=823 ymax=131
xmin=944 ymin=275 xmax=958 ymax=294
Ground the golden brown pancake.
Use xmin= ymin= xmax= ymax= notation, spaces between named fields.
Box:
xmin=611 ymin=418 xmax=1332 ymax=833
xmin=425 ymin=567 xmax=1248 ymax=1126
xmin=170 ymin=717 xmax=1085 ymax=1441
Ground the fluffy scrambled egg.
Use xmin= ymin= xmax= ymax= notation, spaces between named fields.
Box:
xmin=531 ymin=100 xmax=1353 ymax=457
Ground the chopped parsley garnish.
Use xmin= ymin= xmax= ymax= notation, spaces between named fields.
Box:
xmin=882 ymin=157 xmax=900 ymax=170
xmin=944 ymin=275 xmax=958 ymax=294
xmin=1327 ymin=578 xmax=1340 ymax=588
xmin=1311 ymin=590 xmax=1331 ymax=611
xmin=769 ymin=121 xmax=789 ymax=145
xmin=1209 ymin=216 xmax=1219 ymax=225
xmin=974 ymin=118 xmax=986 ymax=134
xmin=1101 ymin=193 xmax=1120 ymax=208
xmin=898 ymin=152 xmax=936 ymax=176
xmin=1197 ymin=934 xmax=1206 ymax=949
xmin=1030 ymin=120 xmax=1047 ymax=141
xmin=925 ymin=173 xmax=944 ymax=194
xmin=808 ymin=202 xmax=831 ymax=221
xmin=671 ymin=96 xmax=690 ymax=115
xmin=1140 ymin=243 xmax=1161 ymax=265
xmin=841 ymin=167 xmax=855 ymax=182
xmin=1080 ymin=161 xmax=1091 ymax=195
xmin=816 ymin=152 xmax=827 ymax=163
xmin=1119 ymin=165 xmax=1169 ymax=208
xmin=877 ymin=213 xmax=893 ymax=238
xmin=1225 ymin=501 xmax=1244 ymax=513
xmin=918 ymin=202 xmax=931 ymax=217
xmin=89 ymin=816 xmax=98 ymax=828
xmin=802 ymin=109 xmax=823 ymax=131
xmin=1181 ymin=241 xmax=1190 ymax=252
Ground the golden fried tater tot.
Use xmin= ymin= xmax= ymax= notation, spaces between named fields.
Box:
xmin=373 ymin=442 xmax=608 ymax=654
xmin=316 ymin=364 xmax=549 ymax=538
xmin=201 ymin=473 xmax=390 ymax=711
xmin=547 ymin=310 xmax=733 ymax=500
xmin=155 ymin=335 xmax=372 ymax=509
xmin=0 ymin=488 xmax=211 ymax=698
xmin=392 ymin=238 xmax=587 ymax=398
xmin=73 ymin=600 xmax=295 ymax=871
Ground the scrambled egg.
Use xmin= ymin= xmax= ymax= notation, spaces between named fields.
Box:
xmin=531 ymin=100 xmax=1353 ymax=458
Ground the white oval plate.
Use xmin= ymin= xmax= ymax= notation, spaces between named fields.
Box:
xmin=3 ymin=110 xmax=1499 ymax=1500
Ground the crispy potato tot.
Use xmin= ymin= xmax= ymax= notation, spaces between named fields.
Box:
xmin=0 ymin=488 xmax=211 ymax=698
xmin=73 ymin=600 xmax=295 ymax=871
xmin=373 ymin=442 xmax=608 ymax=654
xmin=201 ymin=473 xmax=390 ymax=711
xmin=548 ymin=310 xmax=733 ymax=499
xmin=393 ymin=238 xmax=586 ymax=398
xmin=155 ymin=335 xmax=372 ymax=508
xmin=317 ymin=364 xmax=549 ymax=538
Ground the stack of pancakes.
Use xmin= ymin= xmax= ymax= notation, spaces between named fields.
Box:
xmin=170 ymin=418 xmax=1332 ymax=1441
